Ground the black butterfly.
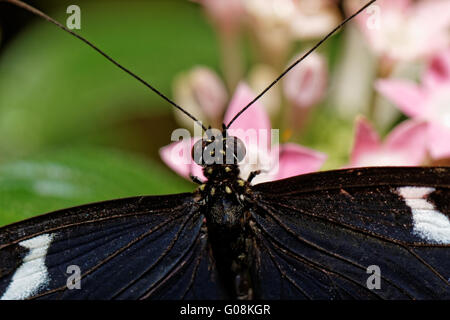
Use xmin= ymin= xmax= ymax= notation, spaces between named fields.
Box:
xmin=0 ymin=0 xmax=449 ymax=300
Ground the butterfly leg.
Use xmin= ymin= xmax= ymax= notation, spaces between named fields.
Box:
xmin=189 ymin=174 xmax=203 ymax=185
xmin=247 ymin=170 xmax=261 ymax=184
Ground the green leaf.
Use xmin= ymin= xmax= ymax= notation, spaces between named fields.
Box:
xmin=0 ymin=0 xmax=219 ymax=159
xmin=0 ymin=146 xmax=193 ymax=226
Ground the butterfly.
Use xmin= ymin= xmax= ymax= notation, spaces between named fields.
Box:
xmin=0 ymin=0 xmax=449 ymax=300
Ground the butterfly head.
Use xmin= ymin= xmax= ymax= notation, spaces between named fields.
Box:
xmin=192 ymin=127 xmax=246 ymax=180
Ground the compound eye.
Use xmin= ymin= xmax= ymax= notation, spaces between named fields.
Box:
xmin=191 ymin=131 xmax=246 ymax=165
xmin=225 ymin=136 xmax=246 ymax=164
xmin=191 ymin=128 xmax=224 ymax=165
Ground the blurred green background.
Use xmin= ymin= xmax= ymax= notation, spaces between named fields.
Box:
xmin=0 ymin=0 xmax=223 ymax=225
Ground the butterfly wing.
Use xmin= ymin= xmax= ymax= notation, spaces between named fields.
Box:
xmin=250 ymin=167 xmax=450 ymax=299
xmin=0 ymin=194 xmax=227 ymax=300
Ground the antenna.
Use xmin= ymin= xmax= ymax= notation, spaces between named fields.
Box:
xmin=226 ymin=0 xmax=377 ymax=129
xmin=0 ymin=0 xmax=208 ymax=132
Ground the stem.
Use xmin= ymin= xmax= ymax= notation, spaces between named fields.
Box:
xmin=219 ymin=31 xmax=243 ymax=92
xmin=367 ymin=55 xmax=394 ymax=121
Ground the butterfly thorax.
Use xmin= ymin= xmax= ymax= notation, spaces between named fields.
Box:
xmin=198 ymin=163 xmax=250 ymax=228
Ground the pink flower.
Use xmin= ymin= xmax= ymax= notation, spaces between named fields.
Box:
xmin=160 ymin=83 xmax=327 ymax=184
xmin=348 ymin=116 xmax=428 ymax=167
xmin=350 ymin=0 xmax=450 ymax=61
xmin=290 ymin=0 xmax=341 ymax=40
xmin=172 ymin=66 xmax=228 ymax=128
xmin=376 ymin=48 xmax=450 ymax=159
xmin=244 ymin=0 xmax=340 ymax=40
xmin=191 ymin=0 xmax=244 ymax=34
xmin=242 ymin=0 xmax=340 ymax=66
xmin=283 ymin=51 xmax=328 ymax=109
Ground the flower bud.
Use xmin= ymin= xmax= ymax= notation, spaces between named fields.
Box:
xmin=173 ymin=67 xmax=227 ymax=128
xmin=283 ymin=52 xmax=328 ymax=109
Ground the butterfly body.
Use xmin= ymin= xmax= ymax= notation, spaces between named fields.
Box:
xmin=194 ymin=132 xmax=255 ymax=299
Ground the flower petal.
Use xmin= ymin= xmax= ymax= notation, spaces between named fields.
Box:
xmin=375 ymin=79 xmax=427 ymax=118
xmin=384 ymin=120 xmax=428 ymax=165
xmin=427 ymin=122 xmax=450 ymax=159
xmin=351 ymin=0 xmax=412 ymax=57
xmin=290 ymin=1 xmax=341 ymax=40
xmin=283 ymin=51 xmax=328 ymax=109
xmin=238 ymin=144 xmax=278 ymax=184
xmin=412 ymin=0 xmax=450 ymax=40
xmin=372 ymin=0 xmax=412 ymax=12
xmin=350 ymin=116 xmax=382 ymax=165
xmin=224 ymin=83 xmax=271 ymax=131
xmin=159 ymin=138 xmax=205 ymax=181
xmin=274 ymin=143 xmax=327 ymax=180
xmin=190 ymin=67 xmax=228 ymax=122
xmin=224 ymin=82 xmax=272 ymax=148
xmin=424 ymin=48 xmax=450 ymax=89
xmin=351 ymin=0 xmax=450 ymax=61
